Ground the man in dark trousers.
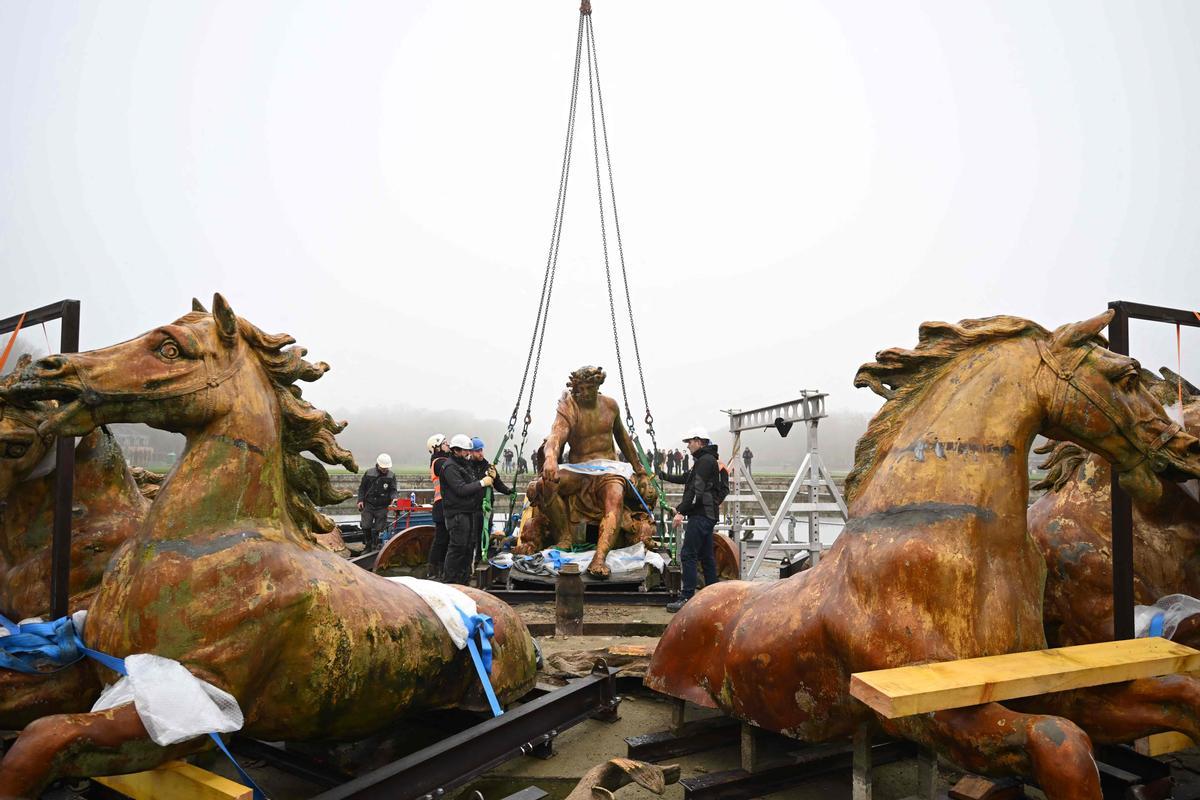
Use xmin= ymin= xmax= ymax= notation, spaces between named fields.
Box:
xmin=440 ymin=434 xmax=497 ymax=585
xmin=658 ymin=428 xmax=721 ymax=612
xmin=425 ymin=434 xmax=451 ymax=580
xmin=469 ymin=437 xmax=513 ymax=560
xmin=743 ymin=446 xmax=754 ymax=475
xmin=357 ymin=453 xmax=398 ymax=551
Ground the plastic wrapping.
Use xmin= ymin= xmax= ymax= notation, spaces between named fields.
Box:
xmin=1134 ymin=594 xmax=1200 ymax=640
xmin=505 ymin=541 xmax=665 ymax=580
xmin=386 ymin=576 xmax=479 ymax=649
xmin=91 ymin=653 xmax=244 ymax=746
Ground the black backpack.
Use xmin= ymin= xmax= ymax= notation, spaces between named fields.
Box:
xmin=709 ymin=460 xmax=731 ymax=506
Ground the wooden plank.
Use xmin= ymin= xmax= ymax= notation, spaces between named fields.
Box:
xmin=95 ymin=760 xmax=252 ymax=800
xmin=1137 ymin=731 xmax=1194 ymax=756
xmin=850 ymin=638 xmax=1200 ymax=719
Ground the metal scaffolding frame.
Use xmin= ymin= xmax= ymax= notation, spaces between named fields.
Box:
xmin=0 ymin=299 xmax=80 ymax=618
xmin=723 ymin=392 xmax=848 ymax=580
xmin=1107 ymin=300 xmax=1200 ymax=639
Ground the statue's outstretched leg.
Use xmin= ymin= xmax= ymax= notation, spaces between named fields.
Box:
xmin=587 ymin=480 xmax=626 ymax=579
xmin=885 ymin=703 xmax=1101 ymax=800
xmin=1015 ymin=674 xmax=1200 ymax=745
xmin=0 ymin=663 xmax=100 ymax=730
xmin=0 ymin=702 xmax=203 ymax=799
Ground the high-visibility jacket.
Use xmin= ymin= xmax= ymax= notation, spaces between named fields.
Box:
xmin=430 ymin=456 xmax=446 ymax=504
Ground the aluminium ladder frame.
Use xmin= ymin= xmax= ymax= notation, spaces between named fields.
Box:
xmin=724 ymin=392 xmax=848 ymax=580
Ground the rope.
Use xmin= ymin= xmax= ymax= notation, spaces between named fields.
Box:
xmin=0 ymin=312 xmax=26 ymax=374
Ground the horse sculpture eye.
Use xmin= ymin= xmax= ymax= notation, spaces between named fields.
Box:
xmin=4 ymin=443 xmax=28 ymax=458
xmin=158 ymin=341 xmax=181 ymax=360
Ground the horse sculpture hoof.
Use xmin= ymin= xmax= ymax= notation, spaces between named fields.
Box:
xmin=587 ymin=559 xmax=611 ymax=579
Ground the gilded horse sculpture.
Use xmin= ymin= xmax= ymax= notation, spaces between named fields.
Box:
xmin=0 ymin=355 xmax=150 ymax=620
xmin=646 ymin=312 xmax=1200 ymax=799
xmin=1032 ymin=368 xmax=1200 ymax=647
xmin=0 ymin=295 xmax=537 ymax=798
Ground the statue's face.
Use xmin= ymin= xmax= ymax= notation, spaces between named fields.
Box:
xmin=571 ymin=380 xmax=601 ymax=403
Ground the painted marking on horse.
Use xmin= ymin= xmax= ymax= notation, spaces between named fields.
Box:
xmin=900 ymin=438 xmax=1016 ymax=463
xmin=846 ymin=503 xmax=997 ymax=534
xmin=153 ymin=531 xmax=264 ymax=558
xmin=210 ymin=435 xmax=265 ymax=456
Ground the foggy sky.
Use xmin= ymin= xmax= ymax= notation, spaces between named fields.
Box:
xmin=2 ymin=1 xmax=1199 ymax=470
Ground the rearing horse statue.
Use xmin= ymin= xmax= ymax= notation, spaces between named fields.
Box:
xmin=1032 ymin=368 xmax=1200 ymax=647
xmin=0 ymin=355 xmax=150 ymax=620
xmin=0 ymin=295 xmax=537 ymax=798
xmin=646 ymin=312 xmax=1200 ymax=800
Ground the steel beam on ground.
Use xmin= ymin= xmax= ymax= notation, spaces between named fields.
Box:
xmin=309 ymin=665 xmax=619 ymax=800
xmin=491 ymin=589 xmax=665 ymax=606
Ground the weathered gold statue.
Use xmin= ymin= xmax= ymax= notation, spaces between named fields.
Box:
xmin=515 ymin=366 xmax=657 ymax=578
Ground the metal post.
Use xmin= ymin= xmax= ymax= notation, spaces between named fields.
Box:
xmin=50 ymin=300 xmax=79 ymax=619
xmin=1106 ymin=302 xmax=1134 ymax=640
xmin=556 ymin=563 xmax=584 ymax=636
xmin=852 ymin=723 xmax=872 ymax=800
xmin=807 ymin=418 xmax=822 ymax=566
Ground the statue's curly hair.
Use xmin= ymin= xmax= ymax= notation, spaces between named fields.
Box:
xmin=568 ymin=365 xmax=606 ymax=389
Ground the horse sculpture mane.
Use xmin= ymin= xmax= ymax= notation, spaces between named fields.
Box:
xmin=846 ymin=315 xmax=1051 ymax=502
xmin=1033 ymin=367 xmax=1200 ymax=493
xmin=181 ymin=309 xmax=360 ymax=537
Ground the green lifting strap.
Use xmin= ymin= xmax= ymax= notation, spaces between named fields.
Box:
xmin=482 ymin=434 xmax=512 ymax=559
xmin=632 ymin=436 xmax=676 ymax=560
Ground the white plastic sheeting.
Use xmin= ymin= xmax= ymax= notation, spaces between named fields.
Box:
xmin=1134 ymin=593 xmax=1200 ymax=640
xmin=386 ymin=576 xmax=479 ymax=649
xmin=91 ymin=654 xmax=244 ymax=746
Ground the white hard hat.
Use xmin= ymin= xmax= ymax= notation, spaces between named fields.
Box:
xmin=426 ymin=434 xmax=446 ymax=453
xmin=682 ymin=427 xmax=710 ymax=443
xmin=376 ymin=453 xmax=393 ymax=469
xmin=449 ymin=434 xmax=474 ymax=451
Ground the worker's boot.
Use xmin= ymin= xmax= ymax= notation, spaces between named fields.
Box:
xmin=426 ymin=564 xmax=442 ymax=581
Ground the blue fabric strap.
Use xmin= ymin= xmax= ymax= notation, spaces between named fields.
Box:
xmin=0 ymin=614 xmax=267 ymax=800
xmin=1150 ymin=612 xmax=1166 ymax=638
xmin=456 ymin=609 xmax=502 ymax=718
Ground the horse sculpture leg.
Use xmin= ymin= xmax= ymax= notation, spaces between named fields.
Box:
xmin=0 ymin=703 xmax=202 ymax=799
xmin=0 ymin=664 xmax=100 ymax=730
xmin=1017 ymin=674 xmax=1200 ymax=745
xmin=885 ymin=703 xmax=1101 ymax=800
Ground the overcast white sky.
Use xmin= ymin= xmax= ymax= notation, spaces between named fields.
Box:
xmin=2 ymin=1 xmax=1198 ymax=449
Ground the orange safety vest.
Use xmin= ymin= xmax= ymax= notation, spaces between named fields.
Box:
xmin=430 ymin=457 xmax=444 ymax=503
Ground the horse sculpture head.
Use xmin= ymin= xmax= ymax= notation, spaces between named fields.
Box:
xmin=0 ymin=355 xmax=56 ymax=499
xmin=7 ymin=294 xmax=358 ymax=537
xmin=1035 ymin=367 xmax=1200 ymax=494
xmin=1034 ymin=310 xmax=1200 ymax=499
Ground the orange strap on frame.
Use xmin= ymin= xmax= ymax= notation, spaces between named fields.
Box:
xmin=0 ymin=312 xmax=27 ymax=374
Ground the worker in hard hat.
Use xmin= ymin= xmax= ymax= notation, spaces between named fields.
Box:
xmin=425 ymin=434 xmax=451 ymax=580
xmin=468 ymin=436 xmax=513 ymax=562
xmin=358 ymin=453 xmax=398 ymax=552
xmin=439 ymin=434 xmax=498 ymax=585
xmin=657 ymin=427 xmax=722 ymax=612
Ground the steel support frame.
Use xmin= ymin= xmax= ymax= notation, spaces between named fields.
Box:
xmin=1107 ymin=301 xmax=1200 ymax=639
xmin=308 ymin=665 xmax=620 ymax=800
xmin=725 ymin=393 xmax=849 ymax=580
xmin=0 ymin=300 xmax=80 ymax=619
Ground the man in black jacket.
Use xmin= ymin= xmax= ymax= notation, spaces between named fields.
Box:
xmin=358 ymin=453 xmax=398 ymax=551
xmin=469 ymin=437 xmax=513 ymax=560
xmin=659 ymin=428 xmax=720 ymax=612
xmin=440 ymin=434 xmax=498 ymax=585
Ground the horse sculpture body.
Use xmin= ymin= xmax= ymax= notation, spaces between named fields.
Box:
xmin=0 ymin=296 xmax=537 ymax=798
xmin=1032 ymin=369 xmax=1200 ymax=647
xmin=646 ymin=312 xmax=1200 ymax=799
xmin=0 ymin=356 xmax=149 ymax=620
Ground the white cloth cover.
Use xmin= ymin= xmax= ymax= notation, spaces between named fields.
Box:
xmin=91 ymin=654 xmax=245 ymax=746
xmin=387 ymin=576 xmax=479 ymax=650
xmin=557 ymin=459 xmax=634 ymax=479
xmin=1134 ymin=593 xmax=1200 ymax=640
xmin=495 ymin=541 xmax=665 ymax=574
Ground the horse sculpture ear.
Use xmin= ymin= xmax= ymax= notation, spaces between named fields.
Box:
xmin=192 ymin=298 xmax=208 ymax=313
xmin=1051 ymin=309 xmax=1114 ymax=349
xmin=212 ymin=293 xmax=238 ymax=345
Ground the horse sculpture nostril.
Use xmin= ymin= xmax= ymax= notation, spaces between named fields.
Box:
xmin=30 ymin=355 xmax=68 ymax=376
